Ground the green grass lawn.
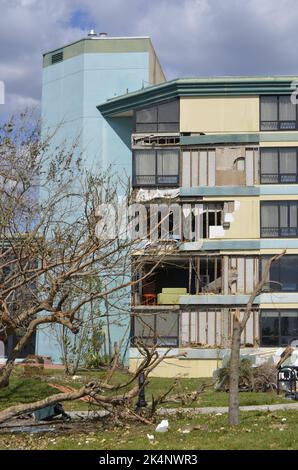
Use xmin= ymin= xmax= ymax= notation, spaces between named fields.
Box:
xmin=0 ymin=367 xmax=290 ymax=412
xmin=0 ymin=410 xmax=297 ymax=450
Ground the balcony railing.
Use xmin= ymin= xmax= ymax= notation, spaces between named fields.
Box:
xmin=133 ymin=174 xmax=179 ymax=186
xmin=261 ymin=226 xmax=298 ymax=238
xmin=261 ymin=173 xmax=298 ymax=184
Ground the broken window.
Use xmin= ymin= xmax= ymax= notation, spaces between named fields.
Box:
xmin=135 ymin=100 xmax=179 ymax=133
xmin=196 ymin=257 xmax=222 ymax=293
xmin=216 ymin=147 xmax=246 ymax=186
xmin=144 ymin=203 xmax=224 ymax=241
xmin=260 ymin=96 xmax=297 ymax=131
xmin=134 ymin=257 xmax=223 ymax=304
xmin=202 ymin=204 xmax=222 ymax=239
xmin=181 ymin=148 xmax=216 ymax=187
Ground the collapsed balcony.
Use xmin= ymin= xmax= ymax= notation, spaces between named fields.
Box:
xmin=133 ymin=257 xmax=223 ymax=306
xmin=132 ymin=201 xmax=231 ymax=242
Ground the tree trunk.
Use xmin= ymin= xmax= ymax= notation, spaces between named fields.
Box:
xmin=0 ymin=358 xmax=15 ymax=388
xmin=227 ymin=251 xmax=286 ymax=426
xmin=228 ymin=311 xmax=241 ymax=426
xmin=105 ymin=294 xmax=112 ymax=359
xmin=0 ymin=384 xmax=93 ymax=424
xmin=0 ymin=324 xmax=36 ymax=388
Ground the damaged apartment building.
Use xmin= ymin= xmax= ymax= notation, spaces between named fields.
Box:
xmin=98 ymin=77 xmax=298 ymax=377
xmin=38 ymin=33 xmax=298 ymax=375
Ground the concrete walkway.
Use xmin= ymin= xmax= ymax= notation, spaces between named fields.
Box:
xmin=157 ymin=403 xmax=298 ymax=415
xmin=66 ymin=402 xmax=298 ymax=420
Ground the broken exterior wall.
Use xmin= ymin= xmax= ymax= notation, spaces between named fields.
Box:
xmin=181 ymin=146 xmax=259 ymax=188
xmin=217 ymin=197 xmax=260 ymax=239
xmin=228 ymin=256 xmax=259 ymax=294
xmin=182 ymin=149 xmax=216 ymax=187
xmin=180 ymin=308 xmax=259 ymax=348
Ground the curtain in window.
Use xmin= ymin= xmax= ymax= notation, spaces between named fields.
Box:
xmin=280 ymin=149 xmax=297 ymax=174
xmin=134 ymin=150 xmax=155 ymax=184
xmin=280 ymin=203 xmax=288 ymax=228
xmin=136 ymin=106 xmax=157 ymax=123
xmin=158 ymin=101 xmax=179 ymax=123
xmin=280 ymin=202 xmax=297 ymax=236
xmin=261 ymin=96 xmax=278 ymax=121
xmin=289 ymin=202 xmax=297 ymax=227
xmin=279 ymin=96 xmax=296 ymax=121
xmin=135 ymin=150 xmax=155 ymax=175
xmin=261 ymin=203 xmax=278 ymax=227
xmin=261 ymin=149 xmax=278 ymax=182
xmin=261 ymin=203 xmax=279 ymax=237
xmin=157 ymin=149 xmax=179 ymax=175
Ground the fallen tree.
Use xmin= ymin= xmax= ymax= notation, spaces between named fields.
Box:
xmin=0 ymin=343 xmax=205 ymax=425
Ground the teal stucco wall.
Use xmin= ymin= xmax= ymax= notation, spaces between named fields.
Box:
xmin=39 ymin=46 xmax=153 ymax=363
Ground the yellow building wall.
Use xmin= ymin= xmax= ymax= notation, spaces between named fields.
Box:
xmin=129 ymin=358 xmax=222 ymax=378
xmin=260 ymin=140 xmax=298 ymax=147
xmin=260 ymin=304 xmax=298 ymax=309
xmin=221 ymin=198 xmax=259 ymax=239
xmin=261 ymin=249 xmax=298 ymax=255
xmin=180 ymin=96 xmax=259 ymax=133
xmin=260 ymin=195 xmax=298 ymax=201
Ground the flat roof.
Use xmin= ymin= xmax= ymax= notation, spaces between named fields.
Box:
xmin=43 ymin=36 xmax=157 ymax=68
xmin=43 ymin=36 xmax=152 ymax=56
xmin=97 ymin=76 xmax=298 ymax=117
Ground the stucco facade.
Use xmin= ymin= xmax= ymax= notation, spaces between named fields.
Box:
xmin=98 ymin=76 xmax=298 ymax=377
xmin=37 ymin=35 xmax=165 ymax=363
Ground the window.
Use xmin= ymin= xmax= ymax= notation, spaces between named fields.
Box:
xmin=233 ymin=157 xmax=245 ymax=171
xmin=260 ymin=310 xmax=298 ymax=346
xmin=261 ymin=255 xmax=298 ymax=292
xmin=202 ymin=204 xmax=222 ymax=239
xmin=261 ymin=201 xmax=298 ymax=237
xmin=157 ymin=149 xmax=179 ymax=184
xmin=135 ymin=100 xmax=179 ymax=133
xmin=131 ymin=312 xmax=179 ymax=346
xmin=260 ymin=96 xmax=297 ymax=130
xmin=260 ymin=148 xmax=298 ymax=183
xmin=133 ymin=148 xmax=179 ymax=186
xmin=134 ymin=150 xmax=156 ymax=185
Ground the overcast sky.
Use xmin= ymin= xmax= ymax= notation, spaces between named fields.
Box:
xmin=1 ymin=0 xmax=298 ymax=119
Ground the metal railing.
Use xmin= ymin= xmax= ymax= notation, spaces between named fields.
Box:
xmin=261 ymin=226 xmax=298 ymax=237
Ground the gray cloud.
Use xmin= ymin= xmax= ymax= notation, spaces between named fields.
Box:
xmin=1 ymin=0 xmax=298 ymax=118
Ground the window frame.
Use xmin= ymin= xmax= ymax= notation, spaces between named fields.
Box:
xmin=134 ymin=100 xmax=180 ymax=134
xmin=260 ymin=200 xmax=298 ymax=238
xmin=260 ymin=95 xmax=298 ymax=131
xmin=260 ymin=147 xmax=298 ymax=184
xmin=260 ymin=309 xmax=298 ymax=347
xmin=260 ymin=255 xmax=298 ymax=292
xmin=131 ymin=312 xmax=179 ymax=347
xmin=132 ymin=148 xmax=180 ymax=187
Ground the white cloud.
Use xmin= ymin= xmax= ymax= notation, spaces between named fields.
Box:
xmin=1 ymin=0 xmax=298 ymax=119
